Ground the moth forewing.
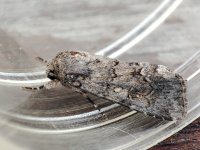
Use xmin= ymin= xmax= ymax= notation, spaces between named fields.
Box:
xmin=46 ymin=50 xmax=187 ymax=121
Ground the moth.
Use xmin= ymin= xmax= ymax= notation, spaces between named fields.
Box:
xmin=30 ymin=50 xmax=187 ymax=121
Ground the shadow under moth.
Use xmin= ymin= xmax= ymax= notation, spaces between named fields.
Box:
xmin=31 ymin=50 xmax=187 ymax=121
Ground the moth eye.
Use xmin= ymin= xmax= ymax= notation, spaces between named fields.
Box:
xmin=47 ymin=69 xmax=57 ymax=80
xmin=48 ymin=68 xmax=54 ymax=73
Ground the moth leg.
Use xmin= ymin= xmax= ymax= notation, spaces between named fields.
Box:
xmin=35 ymin=56 xmax=48 ymax=64
xmin=68 ymin=86 xmax=100 ymax=110
xmin=80 ymin=92 xmax=107 ymax=118
xmin=22 ymin=85 xmax=45 ymax=91
xmin=22 ymin=80 xmax=60 ymax=91
xmin=81 ymin=93 xmax=99 ymax=110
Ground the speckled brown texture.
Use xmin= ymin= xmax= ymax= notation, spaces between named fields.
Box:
xmin=46 ymin=50 xmax=187 ymax=120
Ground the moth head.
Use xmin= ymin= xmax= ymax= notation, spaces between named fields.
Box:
xmin=46 ymin=51 xmax=90 ymax=82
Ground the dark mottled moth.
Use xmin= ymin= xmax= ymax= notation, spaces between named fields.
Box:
xmin=32 ymin=50 xmax=187 ymax=121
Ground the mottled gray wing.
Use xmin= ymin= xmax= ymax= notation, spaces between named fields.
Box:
xmin=80 ymin=59 xmax=187 ymax=121
xmin=52 ymin=51 xmax=187 ymax=121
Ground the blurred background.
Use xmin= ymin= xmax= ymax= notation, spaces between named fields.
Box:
xmin=0 ymin=0 xmax=200 ymax=150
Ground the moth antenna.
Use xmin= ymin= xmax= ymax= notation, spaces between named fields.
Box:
xmin=22 ymin=85 xmax=45 ymax=91
xmin=22 ymin=81 xmax=60 ymax=92
xmin=35 ymin=56 xmax=48 ymax=65
xmin=82 ymin=93 xmax=99 ymax=110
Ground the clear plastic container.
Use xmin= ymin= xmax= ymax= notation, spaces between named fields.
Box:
xmin=1 ymin=0 xmax=200 ymax=150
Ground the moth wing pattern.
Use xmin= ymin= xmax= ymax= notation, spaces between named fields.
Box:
xmin=48 ymin=51 xmax=187 ymax=121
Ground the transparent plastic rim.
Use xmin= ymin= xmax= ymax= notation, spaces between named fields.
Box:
xmin=95 ymin=0 xmax=184 ymax=58
xmin=0 ymin=0 xmax=184 ymax=130
xmin=0 ymin=0 xmax=183 ymax=86
xmin=1 ymin=0 xmax=192 ymax=149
